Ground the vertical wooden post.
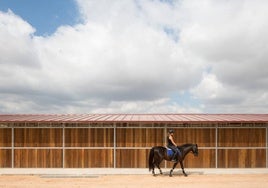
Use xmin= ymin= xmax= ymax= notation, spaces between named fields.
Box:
xmin=164 ymin=124 xmax=167 ymax=169
xmin=266 ymin=125 xmax=268 ymax=168
xmin=12 ymin=124 xmax=14 ymax=168
xmin=62 ymin=123 xmax=65 ymax=168
xmin=113 ymin=122 xmax=116 ymax=168
xmin=215 ymin=124 xmax=218 ymax=168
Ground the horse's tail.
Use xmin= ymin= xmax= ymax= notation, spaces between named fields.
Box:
xmin=148 ymin=147 xmax=154 ymax=171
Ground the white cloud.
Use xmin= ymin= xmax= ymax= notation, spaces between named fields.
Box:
xmin=0 ymin=0 xmax=268 ymax=114
xmin=181 ymin=0 xmax=268 ymax=112
xmin=0 ymin=10 xmax=38 ymax=67
xmin=192 ymin=73 xmax=268 ymax=113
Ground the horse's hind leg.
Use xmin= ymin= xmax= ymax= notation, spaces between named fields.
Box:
xmin=156 ymin=164 xmax=163 ymax=175
xmin=152 ymin=164 xmax=156 ymax=176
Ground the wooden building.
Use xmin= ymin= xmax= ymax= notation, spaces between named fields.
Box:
xmin=0 ymin=114 xmax=267 ymax=168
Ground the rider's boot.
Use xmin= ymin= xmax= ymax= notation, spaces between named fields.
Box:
xmin=171 ymin=154 xmax=178 ymax=162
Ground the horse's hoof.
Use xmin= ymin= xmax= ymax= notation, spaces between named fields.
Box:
xmin=184 ymin=174 xmax=188 ymax=177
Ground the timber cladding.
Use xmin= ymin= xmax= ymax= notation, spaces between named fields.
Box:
xmin=14 ymin=149 xmax=62 ymax=168
xmin=218 ymin=128 xmax=266 ymax=147
xmin=64 ymin=149 xmax=114 ymax=168
xmin=116 ymin=149 xmax=149 ymax=168
xmin=0 ymin=128 xmax=12 ymax=168
xmin=217 ymin=128 xmax=266 ymax=168
xmin=0 ymin=128 xmax=12 ymax=147
xmin=116 ymin=128 xmax=164 ymax=147
xmin=14 ymin=128 xmax=63 ymax=147
xmin=218 ymin=149 xmax=266 ymax=168
xmin=0 ymin=124 xmax=267 ymax=168
xmin=171 ymin=128 xmax=216 ymax=147
xmin=64 ymin=128 xmax=114 ymax=147
xmin=0 ymin=149 xmax=12 ymax=167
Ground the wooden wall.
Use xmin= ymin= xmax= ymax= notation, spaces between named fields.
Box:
xmin=116 ymin=128 xmax=164 ymax=147
xmin=217 ymin=128 xmax=266 ymax=168
xmin=0 ymin=128 xmax=12 ymax=167
xmin=65 ymin=128 xmax=114 ymax=147
xmin=218 ymin=128 xmax=266 ymax=147
xmin=218 ymin=149 xmax=266 ymax=168
xmin=116 ymin=149 xmax=150 ymax=168
xmin=0 ymin=125 xmax=267 ymax=168
xmin=0 ymin=149 xmax=12 ymax=167
xmin=174 ymin=128 xmax=216 ymax=147
xmin=0 ymin=128 xmax=12 ymax=147
xmin=14 ymin=128 xmax=62 ymax=147
xmin=14 ymin=149 xmax=62 ymax=168
xmin=65 ymin=149 xmax=114 ymax=168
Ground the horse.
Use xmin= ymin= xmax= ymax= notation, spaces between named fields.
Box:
xmin=148 ymin=143 xmax=198 ymax=177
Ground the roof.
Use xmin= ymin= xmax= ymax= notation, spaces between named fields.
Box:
xmin=0 ymin=114 xmax=268 ymax=123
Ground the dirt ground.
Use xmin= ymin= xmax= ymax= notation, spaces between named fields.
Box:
xmin=0 ymin=173 xmax=268 ymax=188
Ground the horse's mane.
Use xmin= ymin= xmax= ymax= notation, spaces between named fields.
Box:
xmin=178 ymin=143 xmax=195 ymax=148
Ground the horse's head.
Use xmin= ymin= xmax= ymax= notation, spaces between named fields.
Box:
xmin=192 ymin=144 xmax=198 ymax=156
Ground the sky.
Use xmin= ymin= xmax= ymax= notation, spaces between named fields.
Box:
xmin=0 ymin=0 xmax=267 ymax=114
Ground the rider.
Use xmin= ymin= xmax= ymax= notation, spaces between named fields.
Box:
xmin=167 ymin=129 xmax=181 ymax=162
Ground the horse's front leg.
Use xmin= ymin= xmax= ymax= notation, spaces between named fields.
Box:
xmin=179 ymin=161 xmax=187 ymax=177
xmin=169 ymin=162 xmax=178 ymax=177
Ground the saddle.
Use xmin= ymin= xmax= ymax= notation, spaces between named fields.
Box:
xmin=167 ymin=147 xmax=182 ymax=160
xmin=166 ymin=147 xmax=174 ymax=157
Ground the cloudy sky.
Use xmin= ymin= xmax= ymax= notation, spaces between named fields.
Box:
xmin=0 ymin=0 xmax=267 ymax=114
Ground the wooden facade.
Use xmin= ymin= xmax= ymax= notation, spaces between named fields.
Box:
xmin=0 ymin=114 xmax=268 ymax=168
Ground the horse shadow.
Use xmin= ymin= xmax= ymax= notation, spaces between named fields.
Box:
xmin=153 ymin=170 xmax=204 ymax=177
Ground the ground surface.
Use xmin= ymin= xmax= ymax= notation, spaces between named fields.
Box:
xmin=0 ymin=173 xmax=268 ymax=188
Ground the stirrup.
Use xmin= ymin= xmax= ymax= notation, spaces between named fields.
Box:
xmin=171 ymin=158 xmax=177 ymax=162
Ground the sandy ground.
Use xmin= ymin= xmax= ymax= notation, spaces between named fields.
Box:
xmin=0 ymin=173 xmax=268 ymax=188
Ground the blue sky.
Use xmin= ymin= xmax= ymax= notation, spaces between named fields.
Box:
xmin=0 ymin=0 xmax=267 ymax=114
xmin=0 ymin=0 xmax=80 ymax=36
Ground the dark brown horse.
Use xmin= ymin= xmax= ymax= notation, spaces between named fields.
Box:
xmin=148 ymin=143 xmax=198 ymax=177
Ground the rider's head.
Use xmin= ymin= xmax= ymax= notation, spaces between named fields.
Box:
xmin=168 ymin=129 xmax=174 ymax=134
